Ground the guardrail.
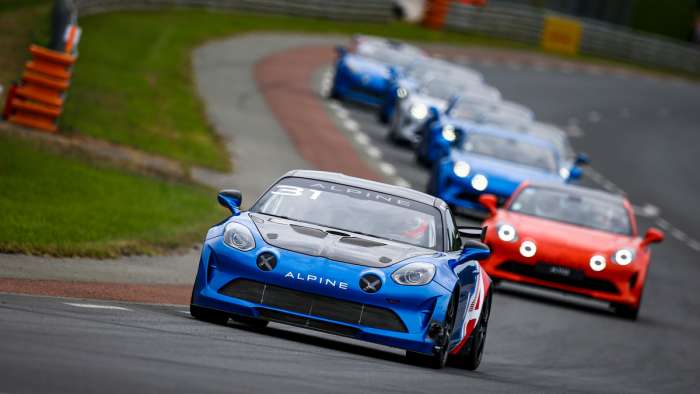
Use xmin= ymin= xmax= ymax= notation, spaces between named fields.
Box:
xmin=444 ymin=2 xmax=700 ymax=75
xmin=72 ymin=0 xmax=396 ymax=22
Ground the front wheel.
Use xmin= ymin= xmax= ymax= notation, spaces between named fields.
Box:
xmin=452 ymin=291 xmax=492 ymax=371
xmin=406 ymin=293 xmax=458 ymax=369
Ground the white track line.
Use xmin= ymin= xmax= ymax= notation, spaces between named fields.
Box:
xmin=65 ymin=303 xmax=130 ymax=311
xmin=378 ymin=162 xmax=396 ymax=176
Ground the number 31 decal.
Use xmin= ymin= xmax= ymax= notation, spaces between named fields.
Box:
xmin=271 ymin=185 xmax=322 ymax=200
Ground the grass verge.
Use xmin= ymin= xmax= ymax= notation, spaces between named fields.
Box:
xmin=0 ymin=134 xmax=224 ymax=257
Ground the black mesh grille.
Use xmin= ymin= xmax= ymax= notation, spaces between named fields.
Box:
xmin=219 ymin=279 xmax=407 ymax=332
xmin=498 ymin=261 xmax=619 ymax=294
xmin=258 ymin=309 xmax=360 ymax=337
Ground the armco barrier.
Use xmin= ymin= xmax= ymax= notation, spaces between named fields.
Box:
xmin=443 ymin=2 xmax=700 ymax=75
xmin=72 ymin=0 xmax=395 ymax=22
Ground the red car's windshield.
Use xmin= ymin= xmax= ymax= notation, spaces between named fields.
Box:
xmin=509 ymin=187 xmax=632 ymax=235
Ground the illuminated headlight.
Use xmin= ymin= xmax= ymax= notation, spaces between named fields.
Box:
xmin=519 ymin=240 xmax=537 ymax=258
xmin=497 ymin=224 xmax=517 ymax=242
xmin=559 ymin=167 xmax=570 ymax=179
xmin=453 ymin=161 xmax=471 ymax=178
xmin=223 ymin=222 xmax=256 ymax=251
xmin=396 ymin=87 xmax=408 ymax=99
xmin=471 ymin=174 xmax=488 ymax=191
xmin=392 ymin=262 xmax=436 ymax=285
xmin=441 ymin=125 xmax=456 ymax=142
xmin=589 ymin=255 xmax=606 ymax=272
xmin=613 ymin=249 xmax=634 ymax=266
xmin=410 ymin=103 xmax=428 ymax=120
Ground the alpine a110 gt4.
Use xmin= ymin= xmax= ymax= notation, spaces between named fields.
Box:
xmin=191 ymin=170 xmax=494 ymax=369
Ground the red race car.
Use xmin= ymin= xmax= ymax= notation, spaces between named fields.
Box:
xmin=478 ymin=181 xmax=664 ymax=319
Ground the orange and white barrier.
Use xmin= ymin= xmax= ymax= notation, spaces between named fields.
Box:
xmin=2 ymin=24 xmax=80 ymax=133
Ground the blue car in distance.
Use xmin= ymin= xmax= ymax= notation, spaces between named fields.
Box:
xmin=331 ymin=36 xmax=425 ymax=106
xmin=191 ymin=170 xmax=495 ymax=370
xmin=426 ymin=127 xmax=581 ymax=213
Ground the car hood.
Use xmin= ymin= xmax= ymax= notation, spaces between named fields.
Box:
xmin=407 ymin=94 xmax=447 ymax=111
xmin=451 ymin=153 xmax=562 ymax=183
xmin=502 ymin=211 xmax=637 ymax=254
xmin=250 ymin=213 xmax=435 ymax=268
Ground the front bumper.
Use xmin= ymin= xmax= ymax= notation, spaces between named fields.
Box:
xmin=482 ymin=237 xmax=644 ymax=306
xmin=192 ymin=237 xmax=453 ymax=354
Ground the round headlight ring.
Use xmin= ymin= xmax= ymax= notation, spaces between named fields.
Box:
xmin=442 ymin=125 xmax=456 ymax=142
xmin=410 ymin=103 xmax=428 ymax=120
xmin=519 ymin=240 xmax=537 ymax=258
xmin=497 ymin=224 xmax=517 ymax=242
xmin=614 ymin=249 xmax=634 ymax=266
xmin=471 ymin=174 xmax=488 ymax=191
xmin=453 ymin=161 xmax=471 ymax=178
xmin=589 ymin=255 xmax=606 ymax=272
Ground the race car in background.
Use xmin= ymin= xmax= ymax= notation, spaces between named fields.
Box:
xmin=385 ymin=78 xmax=502 ymax=145
xmin=330 ymin=36 xmax=426 ymax=106
xmin=425 ymin=125 xmax=580 ymax=214
xmin=191 ymin=170 xmax=494 ymax=370
xmin=415 ymin=98 xmax=536 ymax=167
xmin=379 ymin=58 xmax=486 ymax=123
xmin=478 ymin=182 xmax=664 ymax=319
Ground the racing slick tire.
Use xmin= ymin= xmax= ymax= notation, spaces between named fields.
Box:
xmin=231 ymin=314 xmax=269 ymax=329
xmin=405 ymin=292 xmax=458 ymax=369
xmin=451 ymin=290 xmax=492 ymax=371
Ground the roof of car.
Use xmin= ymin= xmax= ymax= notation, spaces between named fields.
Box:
xmin=524 ymin=181 xmax=629 ymax=205
xmin=451 ymin=121 xmax=558 ymax=151
xmin=282 ymin=170 xmax=441 ymax=207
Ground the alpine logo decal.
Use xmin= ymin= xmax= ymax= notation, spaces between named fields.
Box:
xmin=284 ymin=271 xmax=349 ymax=290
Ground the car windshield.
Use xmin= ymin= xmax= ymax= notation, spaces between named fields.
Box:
xmin=420 ymin=79 xmax=462 ymax=100
xmin=358 ymin=45 xmax=416 ymax=67
xmin=462 ymin=133 xmax=558 ymax=172
xmin=509 ymin=187 xmax=632 ymax=235
xmin=251 ymin=177 xmax=442 ymax=249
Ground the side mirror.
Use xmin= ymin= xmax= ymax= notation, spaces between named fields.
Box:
xmin=335 ymin=45 xmax=347 ymax=57
xmin=458 ymin=226 xmax=487 ymax=242
xmin=218 ymin=189 xmax=242 ymax=216
xmin=478 ymin=194 xmax=498 ymax=217
xmin=575 ymin=152 xmax=590 ymax=166
xmin=456 ymin=240 xmax=491 ymax=266
xmin=567 ymin=166 xmax=583 ymax=182
xmin=641 ymin=227 xmax=664 ymax=247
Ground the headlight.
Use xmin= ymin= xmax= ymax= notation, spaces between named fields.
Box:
xmin=471 ymin=174 xmax=488 ymax=191
xmin=441 ymin=125 xmax=456 ymax=142
xmin=497 ymin=224 xmax=517 ymax=242
xmin=392 ymin=262 xmax=436 ymax=286
xmin=613 ymin=249 xmax=634 ymax=265
xmin=453 ymin=161 xmax=471 ymax=178
xmin=519 ymin=240 xmax=537 ymax=258
xmin=589 ymin=255 xmax=606 ymax=272
xmin=223 ymin=222 xmax=255 ymax=251
xmin=396 ymin=87 xmax=408 ymax=99
xmin=410 ymin=103 xmax=428 ymax=120
xmin=559 ymin=167 xmax=570 ymax=179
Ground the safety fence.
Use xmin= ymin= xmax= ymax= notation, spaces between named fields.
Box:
xmin=72 ymin=0 xmax=396 ymax=21
xmin=443 ymin=2 xmax=700 ymax=74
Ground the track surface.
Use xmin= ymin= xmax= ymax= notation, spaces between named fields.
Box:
xmin=2 ymin=37 xmax=699 ymax=393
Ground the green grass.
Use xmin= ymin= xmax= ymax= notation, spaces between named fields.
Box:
xmin=0 ymin=134 xmax=225 ymax=257
xmin=0 ymin=1 xmax=50 ymax=102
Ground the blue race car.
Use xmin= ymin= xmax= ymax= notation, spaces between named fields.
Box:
xmin=331 ymin=36 xmax=425 ymax=107
xmin=416 ymin=98 xmax=534 ymax=168
xmin=191 ymin=170 xmax=494 ymax=370
xmin=425 ymin=127 xmax=581 ymax=213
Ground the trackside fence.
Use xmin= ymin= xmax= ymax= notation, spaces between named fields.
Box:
xmin=72 ymin=0 xmax=396 ymax=21
xmin=443 ymin=2 xmax=700 ymax=75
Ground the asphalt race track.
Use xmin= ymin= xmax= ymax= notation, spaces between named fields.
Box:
xmin=2 ymin=38 xmax=700 ymax=393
